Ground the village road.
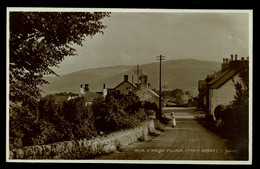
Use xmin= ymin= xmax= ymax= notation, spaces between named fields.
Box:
xmin=94 ymin=107 xmax=235 ymax=161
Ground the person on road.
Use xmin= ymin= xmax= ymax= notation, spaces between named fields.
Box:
xmin=171 ymin=112 xmax=176 ymax=128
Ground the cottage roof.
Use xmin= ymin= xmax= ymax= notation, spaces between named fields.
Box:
xmin=209 ymin=69 xmax=237 ymax=89
xmin=147 ymin=88 xmax=160 ymax=98
xmin=113 ymin=80 xmax=136 ymax=90
xmin=54 ymin=95 xmax=70 ymax=104
xmin=82 ymin=91 xmax=102 ymax=102
xmin=208 ymin=69 xmax=230 ymax=86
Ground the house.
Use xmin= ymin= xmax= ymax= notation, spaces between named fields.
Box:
xmin=208 ymin=69 xmax=240 ymax=116
xmin=197 ymin=54 xmax=248 ymax=118
xmin=113 ymin=75 xmax=136 ymax=95
xmin=76 ymin=84 xmax=102 ymax=105
xmin=101 ymin=74 xmax=162 ymax=107
xmin=134 ymin=74 xmax=163 ymax=107
xmin=103 ymin=75 xmax=136 ymax=97
xmin=197 ymin=80 xmax=207 ymax=110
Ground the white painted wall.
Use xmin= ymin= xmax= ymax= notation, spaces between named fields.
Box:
xmin=103 ymin=88 xmax=107 ymax=97
xmin=80 ymin=87 xmax=85 ymax=96
xmin=209 ymin=74 xmax=240 ymax=117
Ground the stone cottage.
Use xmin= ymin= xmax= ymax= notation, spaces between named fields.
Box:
xmin=103 ymin=75 xmax=136 ymax=97
xmin=134 ymin=74 xmax=162 ymax=107
xmin=197 ymin=54 xmax=248 ymax=118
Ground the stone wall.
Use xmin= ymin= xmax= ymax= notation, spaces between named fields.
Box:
xmin=9 ymin=119 xmax=161 ymax=159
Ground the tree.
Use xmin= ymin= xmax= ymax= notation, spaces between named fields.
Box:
xmin=91 ymin=91 xmax=145 ymax=133
xmin=9 ymin=12 xmax=110 ymax=106
xmin=232 ymin=61 xmax=249 ymax=138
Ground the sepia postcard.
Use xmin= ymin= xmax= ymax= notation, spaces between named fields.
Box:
xmin=6 ymin=8 xmax=253 ymax=165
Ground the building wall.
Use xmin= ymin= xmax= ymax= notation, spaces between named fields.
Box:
xmin=209 ymin=74 xmax=240 ymax=116
xmin=135 ymin=88 xmax=160 ymax=107
xmin=114 ymin=82 xmax=133 ymax=95
xmin=203 ymin=95 xmax=207 ymax=106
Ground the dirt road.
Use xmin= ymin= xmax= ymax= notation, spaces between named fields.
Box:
xmin=94 ymin=107 xmax=235 ymax=160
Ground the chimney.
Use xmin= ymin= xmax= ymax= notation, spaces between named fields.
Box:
xmin=235 ymin=54 xmax=237 ymax=61
xmin=103 ymin=84 xmax=107 ymax=97
xmin=124 ymin=75 xmax=128 ymax=82
xmin=247 ymin=56 xmax=249 ymax=60
xmin=221 ymin=58 xmax=225 ymax=71
xmin=84 ymin=84 xmax=89 ymax=92
xmin=79 ymin=84 xmax=85 ymax=96
xmin=148 ymin=83 xmax=151 ymax=89
xmin=241 ymin=57 xmax=244 ymax=61
xmin=226 ymin=58 xmax=229 ymax=63
xmin=231 ymin=54 xmax=233 ymax=61
xmin=139 ymin=74 xmax=148 ymax=88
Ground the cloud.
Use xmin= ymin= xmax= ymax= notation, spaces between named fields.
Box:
xmin=54 ymin=12 xmax=250 ymax=75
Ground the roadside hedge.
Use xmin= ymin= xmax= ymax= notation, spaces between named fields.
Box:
xmin=9 ymin=91 xmax=154 ymax=150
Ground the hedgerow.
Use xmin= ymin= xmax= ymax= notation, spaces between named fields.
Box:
xmin=10 ymin=91 xmax=154 ymax=149
xmin=92 ymin=90 xmax=150 ymax=133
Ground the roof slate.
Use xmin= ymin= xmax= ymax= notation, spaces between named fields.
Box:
xmin=113 ymin=81 xmax=135 ymax=90
xmin=209 ymin=69 xmax=237 ymax=89
xmin=208 ymin=69 xmax=230 ymax=85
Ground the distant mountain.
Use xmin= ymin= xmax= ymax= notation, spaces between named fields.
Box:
xmin=41 ymin=59 xmax=221 ymax=96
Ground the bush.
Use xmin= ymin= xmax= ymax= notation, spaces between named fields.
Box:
xmin=9 ymin=105 xmax=38 ymax=149
xmin=60 ymin=97 xmax=97 ymax=140
xmin=10 ymin=95 xmax=98 ymax=149
xmin=31 ymin=120 xmax=61 ymax=145
xmin=92 ymin=91 xmax=147 ymax=133
xmin=143 ymin=101 xmax=158 ymax=112
xmin=10 ymin=90 xmax=156 ymax=150
xmin=145 ymin=110 xmax=156 ymax=116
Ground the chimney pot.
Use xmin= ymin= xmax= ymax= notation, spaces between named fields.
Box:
xmin=103 ymin=84 xmax=106 ymax=89
xmin=231 ymin=54 xmax=233 ymax=61
xmin=223 ymin=58 xmax=225 ymax=63
xmin=241 ymin=57 xmax=244 ymax=61
xmin=235 ymin=54 xmax=237 ymax=61
xmin=84 ymin=84 xmax=89 ymax=92
xmin=80 ymin=84 xmax=84 ymax=96
xmin=124 ymin=75 xmax=128 ymax=82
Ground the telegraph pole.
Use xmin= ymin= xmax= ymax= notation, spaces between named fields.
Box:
xmin=156 ymin=55 xmax=165 ymax=119
xmin=137 ymin=65 xmax=140 ymax=85
xmin=132 ymin=75 xmax=134 ymax=91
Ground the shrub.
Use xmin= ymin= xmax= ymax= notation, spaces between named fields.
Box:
xmin=61 ymin=97 xmax=97 ymax=140
xmin=145 ymin=110 xmax=156 ymax=116
xmin=31 ymin=120 xmax=61 ymax=145
xmin=214 ymin=105 xmax=226 ymax=120
xmin=143 ymin=101 xmax=158 ymax=112
xmin=92 ymin=91 xmax=147 ymax=133
xmin=9 ymin=105 xmax=38 ymax=149
xmin=38 ymin=95 xmax=61 ymax=122
xmin=10 ymin=95 xmax=98 ymax=149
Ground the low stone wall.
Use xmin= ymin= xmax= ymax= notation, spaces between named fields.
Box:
xmin=9 ymin=119 xmax=161 ymax=159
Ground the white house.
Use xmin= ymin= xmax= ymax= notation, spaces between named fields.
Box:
xmin=197 ymin=54 xmax=248 ymax=119
xmin=208 ymin=69 xmax=240 ymax=118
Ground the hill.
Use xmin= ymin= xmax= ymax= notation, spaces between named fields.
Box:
xmin=41 ymin=59 xmax=221 ymax=96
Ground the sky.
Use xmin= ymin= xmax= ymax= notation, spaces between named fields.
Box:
xmin=52 ymin=11 xmax=250 ymax=75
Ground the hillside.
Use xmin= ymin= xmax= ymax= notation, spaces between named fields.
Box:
xmin=41 ymin=59 xmax=221 ymax=96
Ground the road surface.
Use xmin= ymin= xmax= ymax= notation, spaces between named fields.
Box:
xmin=94 ymin=107 xmax=235 ymax=160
